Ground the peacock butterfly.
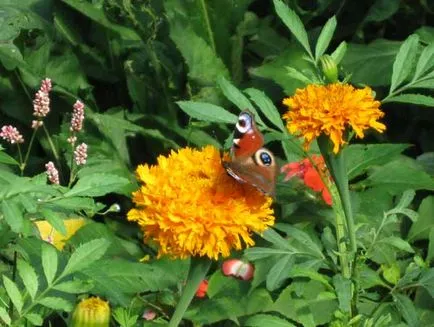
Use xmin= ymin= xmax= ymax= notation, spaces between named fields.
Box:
xmin=223 ymin=110 xmax=278 ymax=196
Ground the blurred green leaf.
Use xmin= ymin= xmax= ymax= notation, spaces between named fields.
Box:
xmin=393 ymin=293 xmax=419 ymax=327
xmin=383 ymin=93 xmax=434 ymax=107
xmin=244 ymin=314 xmax=296 ymax=327
xmin=315 ymin=16 xmax=337 ymax=60
xmin=414 ymin=42 xmax=434 ymax=80
xmin=408 ymin=196 xmax=434 ymax=242
xmin=0 ymin=307 xmax=11 ymax=326
xmin=65 ymin=174 xmax=129 ymax=198
xmin=177 ymin=101 xmax=237 ymax=124
xmin=38 ymin=297 xmax=73 ymax=312
xmin=41 ymin=243 xmax=58 ymax=285
xmin=63 ymin=238 xmax=109 ymax=275
xmin=24 ymin=313 xmax=43 ymax=326
xmin=266 ymin=255 xmax=294 ymax=291
xmin=17 ymin=259 xmax=39 ymax=300
xmin=1 ymin=200 xmax=23 ymax=233
xmin=330 ymin=41 xmax=347 ymax=65
xmin=245 ymin=88 xmax=285 ymax=131
xmin=40 ymin=209 xmax=66 ymax=236
xmin=364 ymin=0 xmax=401 ymax=24
xmin=0 ymin=151 xmax=19 ymax=166
xmin=3 ymin=275 xmax=23 ymax=313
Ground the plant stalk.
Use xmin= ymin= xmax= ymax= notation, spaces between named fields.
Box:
xmin=168 ymin=257 xmax=211 ymax=327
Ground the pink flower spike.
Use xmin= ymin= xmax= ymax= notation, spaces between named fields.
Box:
xmin=74 ymin=143 xmax=88 ymax=165
xmin=222 ymin=259 xmax=255 ymax=281
xmin=45 ymin=161 xmax=60 ymax=185
xmin=31 ymin=120 xmax=43 ymax=129
xmin=142 ymin=309 xmax=157 ymax=321
xmin=0 ymin=125 xmax=24 ymax=144
xmin=70 ymin=100 xmax=85 ymax=132
xmin=33 ymin=78 xmax=52 ymax=118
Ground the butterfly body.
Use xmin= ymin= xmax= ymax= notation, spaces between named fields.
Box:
xmin=224 ymin=110 xmax=277 ymax=196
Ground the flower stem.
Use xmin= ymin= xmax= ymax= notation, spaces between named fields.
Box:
xmin=21 ymin=129 xmax=38 ymax=175
xmin=168 ymin=257 xmax=211 ymax=327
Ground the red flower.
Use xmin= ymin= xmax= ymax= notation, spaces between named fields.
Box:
xmin=195 ymin=280 xmax=208 ymax=298
xmin=222 ymin=259 xmax=255 ymax=281
xmin=281 ymin=155 xmax=332 ymax=206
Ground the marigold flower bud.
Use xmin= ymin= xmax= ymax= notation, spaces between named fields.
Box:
xmin=71 ymin=297 xmax=110 ymax=327
xmin=319 ymin=55 xmax=338 ymax=83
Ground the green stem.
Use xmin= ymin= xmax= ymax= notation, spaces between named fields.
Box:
xmin=168 ymin=257 xmax=211 ymax=327
xmin=16 ymin=144 xmax=24 ymax=176
xmin=199 ymin=0 xmax=216 ymax=54
xmin=42 ymin=125 xmax=59 ymax=161
xmin=21 ymin=129 xmax=38 ymax=174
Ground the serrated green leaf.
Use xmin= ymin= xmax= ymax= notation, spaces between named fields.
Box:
xmin=217 ymin=76 xmax=254 ymax=112
xmin=315 ymin=16 xmax=337 ymax=60
xmin=38 ymin=297 xmax=73 ymax=312
xmin=390 ymin=34 xmax=420 ymax=92
xmin=384 ymin=93 xmax=434 ymax=107
xmin=393 ymin=293 xmax=419 ymax=326
xmin=261 ymin=228 xmax=295 ymax=251
xmin=408 ymin=196 xmax=434 ymax=242
xmin=177 ymin=101 xmax=238 ymax=124
xmin=244 ymin=88 xmax=285 ymax=131
xmin=396 ymin=190 xmax=416 ymax=209
xmin=17 ymin=259 xmax=38 ymax=299
xmin=273 ymin=0 xmax=313 ymax=59
xmin=0 ymin=151 xmax=19 ymax=166
xmin=275 ymin=224 xmax=324 ymax=258
xmin=25 ymin=313 xmax=43 ymax=326
xmin=53 ymin=279 xmax=93 ymax=293
xmin=245 ymin=314 xmax=296 ymax=327
xmin=63 ymin=238 xmax=109 ymax=275
xmin=414 ymin=42 xmax=434 ymax=80
xmin=0 ymin=307 xmax=10 ymax=325
xmin=266 ymin=255 xmax=294 ymax=291
xmin=379 ymin=236 xmax=414 ymax=253
xmin=411 ymin=78 xmax=434 ymax=89
xmin=41 ymin=243 xmax=58 ymax=285
xmin=330 ymin=41 xmax=347 ymax=64
xmin=419 ymin=268 xmax=434 ymax=298
xmin=345 ymin=144 xmax=409 ymax=179
xmin=1 ymin=200 xmax=23 ymax=233
xmin=40 ymin=209 xmax=66 ymax=236
xmin=3 ymin=276 xmax=23 ymax=313
xmin=64 ymin=174 xmax=129 ymax=198
xmin=428 ymin=229 xmax=434 ymax=262
xmin=244 ymin=247 xmax=295 ymax=260
xmin=285 ymin=66 xmax=314 ymax=85
xmin=332 ymin=274 xmax=352 ymax=313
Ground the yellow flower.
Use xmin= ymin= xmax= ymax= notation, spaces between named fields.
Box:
xmin=283 ymin=83 xmax=386 ymax=153
xmin=127 ymin=146 xmax=274 ymax=260
xmin=71 ymin=297 xmax=110 ymax=327
xmin=35 ymin=218 xmax=87 ymax=250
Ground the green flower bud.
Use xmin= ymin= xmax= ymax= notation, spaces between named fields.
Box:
xmin=320 ymin=55 xmax=338 ymax=83
xmin=71 ymin=297 xmax=110 ymax=327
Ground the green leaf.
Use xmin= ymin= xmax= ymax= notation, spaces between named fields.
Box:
xmin=345 ymin=144 xmax=409 ymax=180
xmin=383 ymin=93 xmax=434 ymax=107
xmin=3 ymin=275 xmax=23 ymax=313
xmin=273 ymin=0 xmax=313 ymax=59
xmin=61 ymin=0 xmax=140 ymax=40
xmin=417 ymin=152 xmax=434 ymax=176
xmin=414 ymin=42 xmax=434 ymax=80
xmin=64 ymin=174 xmax=129 ymax=198
xmin=0 ymin=43 xmax=25 ymax=70
xmin=411 ymin=78 xmax=434 ymax=89
xmin=1 ymin=200 xmax=23 ymax=233
xmin=217 ymin=76 xmax=254 ymax=112
xmin=419 ymin=268 xmax=434 ymax=298
xmin=177 ymin=101 xmax=237 ymax=124
xmin=40 ymin=209 xmax=66 ymax=236
xmin=315 ymin=16 xmax=337 ymax=60
xmin=244 ymin=314 xmax=296 ymax=327
xmin=266 ymin=255 xmax=294 ymax=291
xmin=396 ymin=190 xmax=416 ymax=209
xmin=342 ymin=39 xmax=401 ymax=86
xmin=285 ymin=66 xmax=315 ymax=85
xmin=288 ymin=267 xmax=333 ymax=290
xmin=63 ymin=238 xmax=109 ymax=275
xmin=244 ymin=88 xmax=285 ymax=131
xmin=330 ymin=41 xmax=347 ymax=64
xmin=0 ymin=307 xmax=11 ymax=326
xmin=393 ymin=293 xmax=419 ymax=327
xmin=0 ymin=151 xmax=19 ymax=166
xmin=378 ymin=236 xmax=414 ymax=253
xmin=362 ymin=158 xmax=434 ymax=194
xmin=275 ymin=224 xmax=324 ymax=258
xmin=17 ymin=259 xmax=38 ymax=299
xmin=245 ymin=247 xmax=296 ymax=260
xmin=428 ymin=229 xmax=434 ymax=262
xmin=408 ymin=196 xmax=434 ymax=242
xmin=333 ymin=274 xmax=352 ymax=314
xmin=364 ymin=0 xmax=401 ymax=23
xmin=41 ymin=243 xmax=58 ymax=285
xmin=24 ymin=313 xmax=43 ymax=326
xmin=53 ymin=279 xmax=93 ymax=293
xmin=38 ymin=297 xmax=73 ymax=312
xmin=390 ymin=34 xmax=420 ymax=92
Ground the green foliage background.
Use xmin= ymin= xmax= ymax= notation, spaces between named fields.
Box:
xmin=0 ymin=0 xmax=434 ymax=326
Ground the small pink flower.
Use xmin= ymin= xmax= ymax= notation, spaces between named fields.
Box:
xmin=70 ymin=100 xmax=85 ymax=132
xmin=67 ymin=136 xmax=77 ymax=145
xmin=0 ymin=125 xmax=24 ymax=144
xmin=33 ymin=78 xmax=52 ymax=118
xmin=45 ymin=161 xmax=60 ymax=185
xmin=31 ymin=120 xmax=43 ymax=129
xmin=74 ymin=143 xmax=88 ymax=165
xmin=142 ymin=309 xmax=157 ymax=321
xmin=222 ymin=259 xmax=254 ymax=281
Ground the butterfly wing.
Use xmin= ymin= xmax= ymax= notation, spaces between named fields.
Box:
xmin=232 ymin=110 xmax=264 ymax=158
xmin=224 ymin=148 xmax=277 ymax=196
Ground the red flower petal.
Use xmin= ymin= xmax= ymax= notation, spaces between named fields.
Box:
xmin=222 ymin=259 xmax=254 ymax=281
xmin=303 ymin=167 xmax=324 ymax=192
xmin=195 ymin=280 xmax=208 ymax=298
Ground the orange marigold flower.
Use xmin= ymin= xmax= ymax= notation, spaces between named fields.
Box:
xmin=127 ymin=146 xmax=275 ymax=260
xmin=281 ymin=155 xmax=332 ymax=205
xmin=282 ymin=83 xmax=386 ymax=153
